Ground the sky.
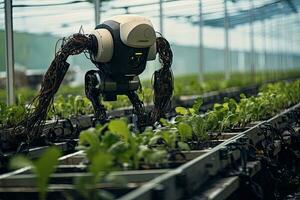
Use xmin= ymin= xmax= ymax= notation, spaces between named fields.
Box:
xmin=0 ymin=0 xmax=300 ymax=53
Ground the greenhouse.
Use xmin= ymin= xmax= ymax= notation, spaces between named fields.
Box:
xmin=0 ymin=0 xmax=300 ymax=199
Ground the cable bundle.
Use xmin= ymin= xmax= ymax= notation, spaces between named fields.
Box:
xmin=15 ymin=33 xmax=91 ymax=145
xmin=150 ymin=36 xmax=174 ymax=124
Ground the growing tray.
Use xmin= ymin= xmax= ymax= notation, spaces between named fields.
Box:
xmin=0 ymin=83 xmax=261 ymax=165
xmin=0 ymin=102 xmax=299 ymax=200
xmin=117 ymin=102 xmax=300 ymax=200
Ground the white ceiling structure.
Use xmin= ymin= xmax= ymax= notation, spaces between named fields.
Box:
xmin=0 ymin=0 xmax=300 ymax=51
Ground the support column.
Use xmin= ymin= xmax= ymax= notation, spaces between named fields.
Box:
xmin=224 ymin=0 xmax=230 ymax=80
xmin=271 ymin=18 xmax=276 ymax=79
xmin=4 ymin=0 xmax=15 ymax=105
xmin=276 ymin=14 xmax=281 ymax=75
xmin=94 ymin=0 xmax=100 ymax=26
xmin=261 ymin=1 xmax=267 ymax=79
xmin=198 ymin=0 xmax=204 ymax=82
xmin=262 ymin=19 xmax=267 ymax=70
xmin=290 ymin=15 xmax=295 ymax=70
xmin=159 ymin=0 xmax=164 ymax=34
xmin=249 ymin=0 xmax=255 ymax=81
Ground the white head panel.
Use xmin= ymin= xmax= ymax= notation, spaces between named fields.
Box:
xmin=107 ymin=15 xmax=156 ymax=48
xmin=92 ymin=29 xmax=114 ymax=63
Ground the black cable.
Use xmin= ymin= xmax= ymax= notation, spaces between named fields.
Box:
xmin=150 ymin=36 xmax=173 ymax=124
xmin=15 ymin=33 xmax=91 ymax=146
xmin=12 ymin=0 xmax=86 ymax=8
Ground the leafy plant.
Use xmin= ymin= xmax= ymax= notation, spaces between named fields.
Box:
xmin=0 ymin=102 xmax=28 ymax=128
xmin=10 ymin=147 xmax=62 ymax=200
xmin=6 ymin=79 xmax=299 ymax=200
xmin=78 ymin=118 xmax=188 ymax=169
xmin=178 ymin=122 xmax=193 ymax=141
xmin=173 ymin=80 xmax=300 ymax=142
xmin=174 ymin=97 xmax=208 ymax=143
xmin=2 ymin=71 xmax=300 ymax=129
xmin=49 ymin=95 xmax=93 ymax=119
xmin=75 ymin=152 xmax=115 ymax=200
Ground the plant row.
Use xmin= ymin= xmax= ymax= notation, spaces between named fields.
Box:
xmin=8 ymin=79 xmax=300 ymax=200
xmin=1 ymin=71 xmax=300 ymax=129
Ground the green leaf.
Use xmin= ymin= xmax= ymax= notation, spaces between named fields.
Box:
xmin=108 ymin=120 xmax=130 ymax=142
xmin=74 ymin=176 xmax=93 ymax=199
xmin=108 ymin=141 xmax=133 ymax=166
xmin=160 ymin=131 xmax=174 ymax=148
xmin=79 ymin=129 xmax=101 ymax=161
xmin=34 ymin=147 xmax=61 ymax=200
xmin=147 ymin=150 xmax=167 ymax=164
xmin=174 ymin=115 xmax=185 ymax=123
xmin=175 ymin=107 xmax=189 ymax=115
xmin=139 ymin=146 xmax=167 ymax=165
xmin=178 ymin=122 xmax=193 ymax=141
xmin=10 ymin=147 xmax=61 ymax=200
xmin=89 ymin=152 xmax=113 ymax=177
xmin=74 ymin=95 xmax=85 ymax=114
xmin=137 ymin=145 xmax=152 ymax=161
xmin=148 ymin=135 xmax=163 ymax=146
xmin=191 ymin=116 xmax=208 ymax=140
xmin=178 ymin=142 xmax=190 ymax=151
xmin=160 ymin=118 xmax=171 ymax=127
xmin=101 ymin=132 xmax=121 ymax=148
xmin=213 ymin=103 xmax=223 ymax=111
xmin=240 ymin=93 xmax=246 ymax=99
xmin=192 ymin=97 xmax=203 ymax=114
xmin=75 ymin=152 xmax=114 ymax=200
xmin=228 ymin=98 xmax=237 ymax=111
xmin=79 ymin=129 xmax=99 ymax=148
xmin=108 ymin=141 xmax=128 ymax=155
xmin=9 ymin=156 xmax=34 ymax=170
xmin=188 ymin=108 xmax=196 ymax=115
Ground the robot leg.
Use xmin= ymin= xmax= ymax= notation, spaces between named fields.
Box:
xmin=84 ymin=70 xmax=107 ymax=123
xmin=126 ymin=91 xmax=149 ymax=129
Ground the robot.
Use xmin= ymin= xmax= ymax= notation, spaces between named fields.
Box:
xmin=84 ymin=15 xmax=173 ymax=128
xmin=20 ymin=15 xmax=173 ymax=139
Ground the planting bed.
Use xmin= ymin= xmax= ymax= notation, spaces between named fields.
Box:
xmin=0 ymin=102 xmax=299 ymax=199
xmin=119 ymin=103 xmax=300 ymax=200
xmin=0 ymin=79 xmax=299 ymax=200
xmin=0 ymin=83 xmax=260 ymax=169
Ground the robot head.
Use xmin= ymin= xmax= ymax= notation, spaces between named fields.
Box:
xmin=90 ymin=15 xmax=157 ymax=79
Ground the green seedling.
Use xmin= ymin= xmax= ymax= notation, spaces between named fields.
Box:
xmin=10 ymin=147 xmax=61 ymax=200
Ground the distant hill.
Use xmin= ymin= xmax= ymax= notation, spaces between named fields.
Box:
xmin=0 ymin=31 xmax=59 ymax=71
